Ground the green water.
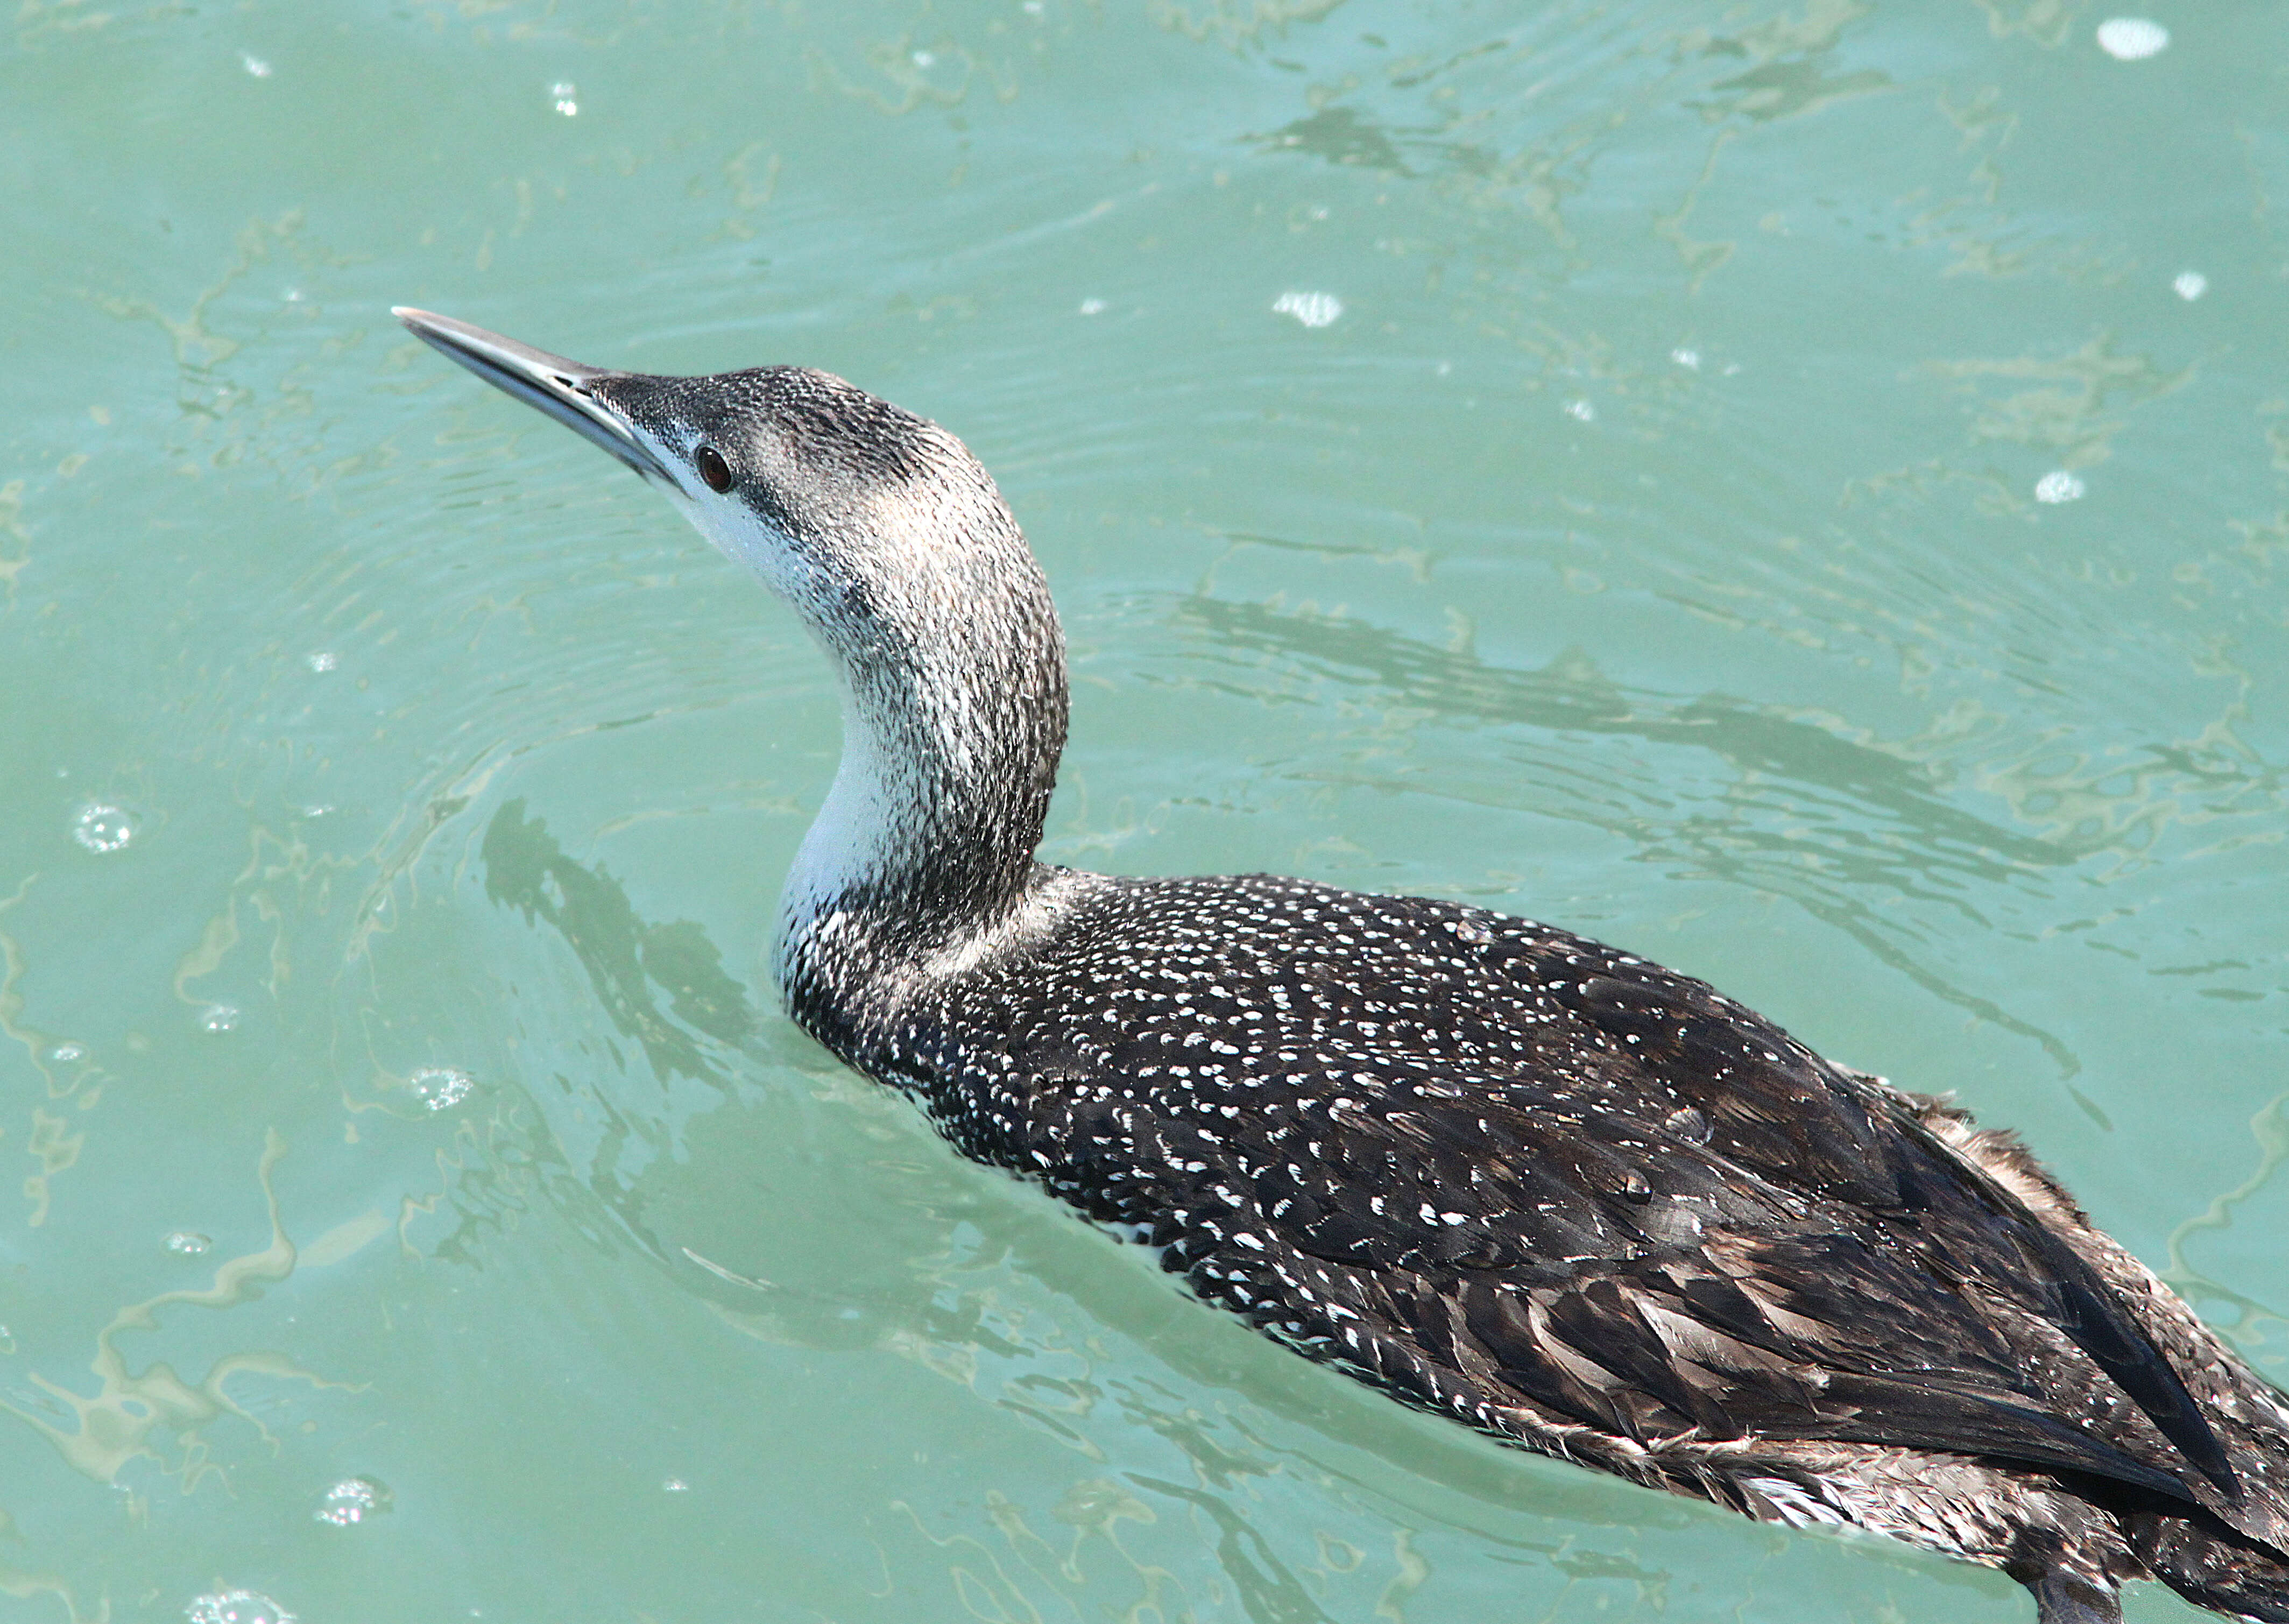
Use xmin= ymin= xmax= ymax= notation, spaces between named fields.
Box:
xmin=4 ymin=2 xmax=2285 ymax=1620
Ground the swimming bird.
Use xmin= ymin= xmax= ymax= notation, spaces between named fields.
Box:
xmin=397 ymin=306 xmax=2289 ymax=1624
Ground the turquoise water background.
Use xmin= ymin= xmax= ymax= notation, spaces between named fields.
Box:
xmin=4 ymin=2 xmax=2285 ymax=1620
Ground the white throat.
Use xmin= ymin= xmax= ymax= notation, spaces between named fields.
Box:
xmin=771 ymin=665 xmax=932 ymax=987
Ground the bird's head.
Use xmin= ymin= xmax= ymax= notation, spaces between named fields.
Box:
xmin=392 ymin=307 xmax=1036 ymax=666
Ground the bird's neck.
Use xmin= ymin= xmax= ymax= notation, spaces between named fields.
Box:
xmin=772 ymin=567 xmax=1069 ymax=1039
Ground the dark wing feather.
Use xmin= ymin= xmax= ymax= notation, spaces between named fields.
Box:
xmin=1537 ymin=952 xmax=2234 ymax=1498
xmin=982 ymin=879 xmax=2232 ymax=1515
xmin=1277 ymin=1095 xmax=2205 ymax=1500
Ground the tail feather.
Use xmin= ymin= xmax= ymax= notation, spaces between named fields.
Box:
xmin=2129 ymin=1509 xmax=2289 ymax=1622
xmin=2031 ymin=1571 xmax=2121 ymax=1624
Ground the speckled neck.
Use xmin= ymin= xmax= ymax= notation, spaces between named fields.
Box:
xmin=769 ymin=520 xmax=1070 ymax=1040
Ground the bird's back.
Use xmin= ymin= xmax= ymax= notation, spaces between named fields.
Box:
xmin=813 ymin=871 xmax=2289 ymax=1616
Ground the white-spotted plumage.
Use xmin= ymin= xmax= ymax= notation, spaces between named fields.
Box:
xmin=398 ymin=308 xmax=2289 ymax=1624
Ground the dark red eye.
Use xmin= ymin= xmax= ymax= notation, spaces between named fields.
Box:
xmin=694 ymin=444 xmax=733 ymax=493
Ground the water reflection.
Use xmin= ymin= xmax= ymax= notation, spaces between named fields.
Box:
xmin=0 ymin=1132 xmax=331 ymax=1492
xmin=481 ymin=797 xmax=759 ymax=1086
xmin=1255 ymin=106 xmax=1422 ymax=175
xmin=1150 ymin=0 xmax=1347 ymax=50
xmin=2165 ymin=1096 xmax=2289 ymax=1348
xmin=1162 ymin=591 xmax=2094 ymax=1063
xmin=1174 ymin=592 xmax=2055 ymax=862
xmin=1918 ymin=333 xmax=2193 ymax=488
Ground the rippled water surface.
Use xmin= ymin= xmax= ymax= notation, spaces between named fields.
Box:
xmin=4 ymin=3 xmax=2286 ymax=1620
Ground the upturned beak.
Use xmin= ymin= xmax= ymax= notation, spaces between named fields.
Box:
xmin=393 ymin=307 xmax=675 ymax=484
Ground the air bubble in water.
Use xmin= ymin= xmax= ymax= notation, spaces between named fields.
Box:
xmin=166 ymin=1231 xmax=213 ymax=1255
xmin=73 ymin=804 xmax=136 ymax=853
xmin=45 ymin=1042 xmax=86 ymax=1064
xmin=2034 ymin=471 xmax=2086 ymax=504
xmin=315 ymin=1475 xmax=392 ymax=1526
xmin=1273 ymin=290 xmax=1343 ymax=328
xmin=2173 ymin=271 xmax=2207 ymax=301
xmin=551 ymin=81 xmax=578 ymax=116
xmin=200 ymin=1004 xmax=241 ymax=1033
xmin=186 ymin=1590 xmax=296 ymax=1624
xmin=2095 ymin=17 xmax=2168 ymax=59
xmin=410 ymin=1066 xmax=475 ymax=1111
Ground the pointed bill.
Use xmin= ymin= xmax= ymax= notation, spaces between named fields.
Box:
xmin=392 ymin=307 xmax=673 ymax=483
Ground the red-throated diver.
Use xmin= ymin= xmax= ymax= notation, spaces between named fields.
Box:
xmin=397 ymin=306 xmax=2289 ymax=1624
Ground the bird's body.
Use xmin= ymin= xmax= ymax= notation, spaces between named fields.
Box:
xmin=823 ymin=866 xmax=2289 ymax=1622
xmin=399 ymin=307 xmax=2289 ymax=1623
